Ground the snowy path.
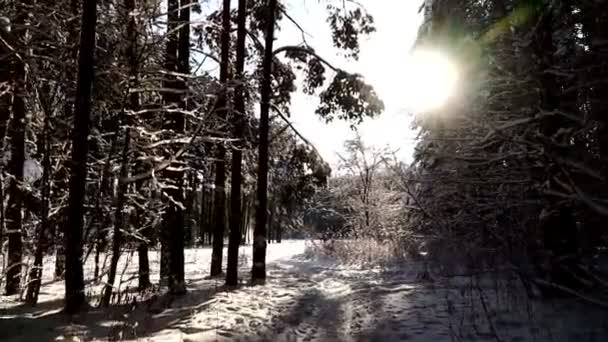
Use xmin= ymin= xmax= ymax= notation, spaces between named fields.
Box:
xmin=2 ymin=240 xmax=608 ymax=341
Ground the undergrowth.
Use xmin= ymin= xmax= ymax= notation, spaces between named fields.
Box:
xmin=304 ymin=239 xmax=409 ymax=267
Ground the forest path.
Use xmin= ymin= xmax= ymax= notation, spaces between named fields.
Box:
xmin=2 ymin=240 xmax=607 ymax=341
xmin=150 ymin=241 xmax=608 ymax=342
xmin=130 ymin=241 xmax=458 ymax=342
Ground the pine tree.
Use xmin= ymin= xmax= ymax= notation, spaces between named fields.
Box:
xmin=252 ymin=0 xmax=278 ymax=283
xmin=210 ymin=0 xmax=232 ymax=277
xmin=226 ymin=0 xmax=249 ymax=287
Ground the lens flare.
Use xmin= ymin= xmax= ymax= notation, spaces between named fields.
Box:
xmin=403 ymin=49 xmax=459 ymax=113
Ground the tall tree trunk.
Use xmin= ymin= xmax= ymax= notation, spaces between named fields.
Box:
xmin=166 ymin=0 xmax=190 ymax=293
xmin=0 ymin=16 xmax=10 ymax=146
xmin=179 ymin=1 xmax=192 ymax=251
xmin=226 ymin=0 xmax=248 ymax=287
xmin=590 ymin=6 xmax=608 ymax=182
xmin=54 ymin=0 xmax=81 ymax=283
xmin=160 ymin=0 xmax=187 ymax=294
xmin=64 ymin=0 xmax=98 ymax=314
xmin=4 ymin=2 xmax=28 ymax=296
xmin=160 ymin=0 xmax=180 ymax=287
xmin=25 ymin=83 xmax=52 ymax=305
xmin=252 ymin=0 xmax=277 ymax=283
xmin=0 ymin=16 xmax=11 ymax=254
xmin=210 ymin=0 xmax=232 ymax=277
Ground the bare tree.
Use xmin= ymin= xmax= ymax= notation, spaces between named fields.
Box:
xmin=338 ymin=133 xmax=389 ymax=235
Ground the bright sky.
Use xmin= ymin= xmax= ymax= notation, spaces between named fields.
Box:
xmin=200 ymin=1 xmax=426 ymax=168
xmin=278 ymin=1 xmax=424 ymax=168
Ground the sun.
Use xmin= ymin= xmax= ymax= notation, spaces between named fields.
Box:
xmin=402 ymin=48 xmax=459 ymax=113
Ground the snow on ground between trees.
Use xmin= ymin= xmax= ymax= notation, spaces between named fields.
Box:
xmin=2 ymin=240 xmax=607 ymax=341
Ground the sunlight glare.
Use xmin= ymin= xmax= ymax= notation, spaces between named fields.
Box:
xmin=403 ymin=49 xmax=459 ymax=113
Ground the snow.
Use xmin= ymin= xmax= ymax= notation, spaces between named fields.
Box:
xmin=2 ymin=240 xmax=608 ymax=341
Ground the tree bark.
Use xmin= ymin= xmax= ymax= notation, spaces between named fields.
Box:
xmin=53 ymin=0 xmax=81 ymax=283
xmin=100 ymin=127 xmax=130 ymax=307
xmin=199 ymin=181 xmax=207 ymax=244
xmin=25 ymin=83 xmax=52 ymax=305
xmin=160 ymin=0 xmax=180 ymax=289
xmin=226 ymin=0 xmax=248 ymax=287
xmin=64 ymin=0 xmax=98 ymax=314
xmin=0 ymin=16 xmax=10 ymax=147
xmin=4 ymin=2 xmax=28 ymax=296
xmin=210 ymin=0 xmax=232 ymax=277
xmin=159 ymin=0 xmax=188 ymax=294
xmin=252 ymin=0 xmax=277 ymax=283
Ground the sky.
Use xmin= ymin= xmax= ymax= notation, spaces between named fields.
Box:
xmin=200 ymin=0 xmax=426 ymax=169
xmin=277 ymin=1 xmax=424 ymax=168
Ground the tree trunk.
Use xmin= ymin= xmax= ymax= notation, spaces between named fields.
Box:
xmin=184 ymin=172 xmax=195 ymax=246
xmin=199 ymin=181 xmax=207 ymax=244
xmin=0 ymin=17 xmax=9 ymax=148
xmin=159 ymin=0 xmax=187 ymax=294
xmin=92 ymin=125 xmax=119 ymax=280
xmin=25 ymin=83 xmax=52 ymax=305
xmin=226 ymin=0 xmax=248 ymax=287
xmin=4 ymin=2 xmax=28 ymax=296
xmin=53 ymin=0 xmax=80 ymax=284
xmin=54 ymin=241 xmax=65 ymax=279
xmin=166 ymin=0 xmax=191 ymax=294
xmin=64 ymin=0 xmax=98 ymax=314
xmin=210 ymin=0 xmax=232 ymax=277
xmin=160 ymin=0 xmax=180 ymax=289
xmin=267 ymin=200 xmax=275 ymax=244
xmin=100 ymin=127 xmax=130 ymax=307
xmin=252 ymin=0 xmax=277 ymax=283
xmin=0 ymin=20 xmax=11 ymax=258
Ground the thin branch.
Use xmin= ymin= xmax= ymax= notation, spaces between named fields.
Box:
xmin=273 ymin=45 xmax=340 ymax=72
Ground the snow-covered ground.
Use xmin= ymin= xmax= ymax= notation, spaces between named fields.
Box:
xmin=1 ymin=240 xmax=608 ymax=341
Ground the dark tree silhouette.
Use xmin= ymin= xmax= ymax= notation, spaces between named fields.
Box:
xmin=4 ymin=0 xmax=27 ymax=296
xmin=64 ymin=0 xmax=98 ymax=314
xmin=226 ymin=0 xmax=248 ymax=287
xmin=252 ymin=0 xmax=278 ymax=283
xmin=210 ymin=0 xmax=232 ymax=277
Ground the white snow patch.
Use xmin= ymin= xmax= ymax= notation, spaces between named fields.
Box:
xmin=1 ymin=240 xmax=607 ymax=341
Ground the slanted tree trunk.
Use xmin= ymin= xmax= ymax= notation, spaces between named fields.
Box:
xmin=252 ymin=0 xmax=278 ymax=283
xmin=92 ymin=125 xmax=119 ymax=280
xmin=210 ymin=0 xmax=232 ymax=277
xmin=101 ymin=23 xmax=138 ymax=301
xmin=64 ymin=0 xmax=98 ymax=314
xmin=100 ymin=126 xmax=130 ymax=307
xmin=226 ymin=0 xmax=248 ymax=287
xmin=4 ymin=2 xmax=28 ymax=296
